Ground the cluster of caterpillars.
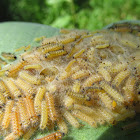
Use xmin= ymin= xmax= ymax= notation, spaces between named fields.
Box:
xmin=0 ymin=25 xmax=140 ymax=140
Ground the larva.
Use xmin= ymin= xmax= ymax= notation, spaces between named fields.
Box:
xmin=116 ymin=110 xmax=135 ymax=121
xmin=2 ymin=100 xmax=14 ymax=129
xmin=65 ymin=59 xmax=76 ymax=72
xmin=83 ymin=74 xmax=102 ymax=87
xmin=91 ymin=35 xmax=103 ymax=42
xmin=76 ymin=58 xmax=89 ymax=69
xmin=22 ymin=126 xmax=38 ymax=140
xmin=5 ymin=60 xmax=26 ymax=77
xmin=72 ymin=80 xmax=81 ymax=93
xmin=24 ymin=64 xmax=43 ymax=70
xmin=14 ymin=46 xmax=25 ymax=52
xmin=72 ymin=104 xmax=105 ymax=124
xmin=1 ymin=52 xmax=17 ymax=61
xmin=67 ymin=45 xmax=77 ymax=58
xmin=100 ymin=81 xmax=124 ymax=103
xmin=73 ymin=104 xmax=97 ymax=115
xmin=34 ymin=36 xmax=45 ymax=42
xmin=20 ymin=51 xmax=43 ymax=64
xmin=110 ymin=45 xmax=125 ymax=55
xmin=45 ymin=50 xmax=67 ymax=59
xmin=95 ymin=44 xmax=109 ymax=49
xmin=71 ymin=110 xmax=97 ymax=127
xmin=73 ymin=49 xmax=85 ymax=58
xmin=0 ymin=92 xmax=6 ymax=107
xmin=4 ymin=132 xmax=20 ymax=140
xmin=72 ymin=69 xmax=90 ymax=79
xmin=15 ymin=78 xmax=35 ymax=97
xmin=98 ymin=60 xmax=112 ymax=68
xmin=97 ymin=107 xmax=115 ymax=124
xmin=59 ymin=65 xmax=80 ymax=80
xmin=37 ymin=44 xmax=64 ymax=54
xmin=63 ymin=110 xmax=80 ymax=128
xmin=45 ymin=92 xmax=57 ymax=122
xmin=42 ymin=37 xmax=57 ymax=45
xmin=0 ymin=57 xmax=7 ymax=65
xmin=36 ymin=131 xmax=63 ymax=140
xmin=66 ymin=91 xmax=91 ymax=101
xmin=120 ymin=39 xmax=138 ymax=48
xmin=83 ymin=87 xmax=103 ymax=93
xmin=24 ymin=96 xmax=38 ymax=125
xmin=82 ymin=34 xmax=93 ymax=39
xmin=40 ymin=100 xmax=48 ymax=130
xmin=46 ymin=118 xmax=55 ymax=131
xmin=4 ymin=78 xmax=22 ymax=98
xmin=0 ymin=79 xmax=12 ymax=99
xmin=58 ymin=37 xmax=76 ymax=45
xmin=34 ymin=86 xmax=46 ymax=116
xmin=23 ymin=44 xmax=30 ymax=52
xmin=63 ymin=96 xmax=75 ymax=110
xmin=91 ymin=39 xmax=109 ymax=46
xmin=98 ymin=91 xmax=117 ymax=110
xmin=87 ymin=47 xmax=95 ymax=62
xmin=11 ymin=106 xmax=22 ymax=136
xmin=97 ymin=67 xmax=111 ymax=82
xmin=109 ymin=62 xmax=127 ymax=73
xmin=112 ymin=69 xmax=130 ymax=87
xmin=123 ymin=76 xmax=136 ymax=103
xmin=121 ymin=122 xmax=139 ymax=130
xmin=17 ymin=99 xmax=30 ymax=130
xmin=19 ymin=70 xmax=41 ymax=85
xmin=105 ymin=108 xmax=120 ymax=121
xmin=57 ymin=118 xmax=68 ymax=134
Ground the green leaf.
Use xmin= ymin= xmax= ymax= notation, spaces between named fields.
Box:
xmin=0 ymin=22 xmax=60 ymax=53
xmin=0 ymin=22 xmax=139 ymax=140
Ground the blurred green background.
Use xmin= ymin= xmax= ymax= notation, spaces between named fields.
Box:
xmin=0 ymin=0 xmax=140 ymax=30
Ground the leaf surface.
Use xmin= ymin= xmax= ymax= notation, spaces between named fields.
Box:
xmin=0 ymin=22 xmax=139 ymax=140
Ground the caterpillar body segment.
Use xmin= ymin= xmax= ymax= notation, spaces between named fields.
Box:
xmin=36 ymin=131 xmax=63 ymax=140
xmin=71 ymin=110 xmax=97 ymax=127
xmin=112 ymin=70 xmax=130 ymax=87
xmin=40 ymin=100 xmax=48 ymax=130
xmin=15 ymin=78 xmax=35 ymax=97
xmin=5 ymin=60 xmax=26 ymax=77
xmin=2 ymin=100 xmax=14 ymax=129
xmin=19 ymin=71 xmax=41 ymax=85
xmin=24 ymin=96 xmax=38 ymax=126
xmin=4 ymin=78 xmax=22 ymax=98
xmin=11 ymin=106 xmax=22 ymax=136
xmin=83 ymin=74 xmax=102 ymax=87
xmin=57 ymin=118 xmax=68 ymax=134
xmin=1 ymin=52 xmax=17 ymax=61
xmin=100 ymin=81 xmax=124 ymax=103
xmin=34 ymin=86 xmax=46 ymax=116
xmin=0 ymin=79 xmax=12 ymax=99
xmin=45 ymin=92 xmax=57 ymax=122
xmin=45 ymin=50 xmax=67 ymax=59
xmin=63 ymin=110 xmax=80 ymax=128
xmin=17 ymin=99 xmax=30 ymax=130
